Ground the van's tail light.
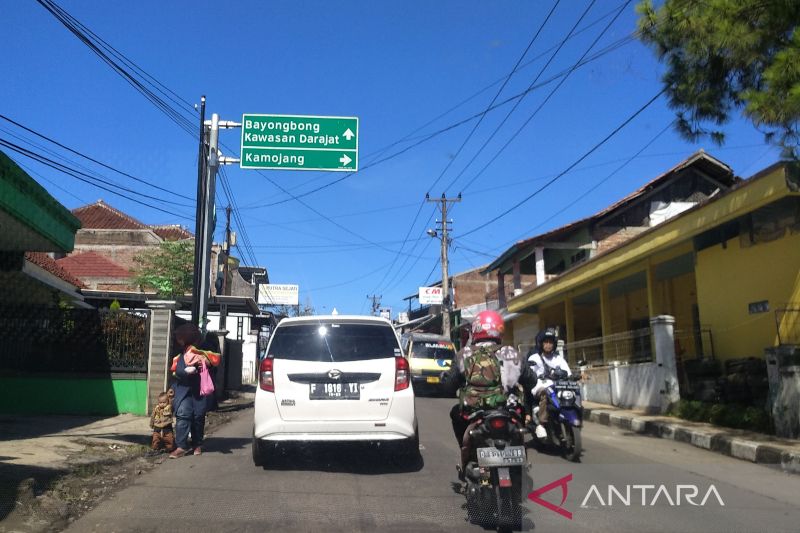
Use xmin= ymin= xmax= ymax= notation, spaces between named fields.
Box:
xmin=259 ymin=358 xmax=274 ymax=392
xmin=395 ymin=356 xmax=410 ymax=391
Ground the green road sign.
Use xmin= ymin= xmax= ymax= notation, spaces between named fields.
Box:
xmin=240 ymin=114 xmax=358 ymax=171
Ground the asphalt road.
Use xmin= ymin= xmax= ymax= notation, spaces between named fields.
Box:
xmin=65 ymin=396 xmax=799 ymax=532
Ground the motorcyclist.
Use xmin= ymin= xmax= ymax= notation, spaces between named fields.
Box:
xmin=528 ymin=327 xmax=572 ymax=440
xmin=441 ymin=310 xmax=536 ymax=479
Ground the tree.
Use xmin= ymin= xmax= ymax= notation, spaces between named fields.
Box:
xmin=637 ymin=0 xmax=800 ymax=158
xmin=133 ymin=240 xmax=194 ymax=298
xmin=272 ymin=301 xmax=316 ymax=318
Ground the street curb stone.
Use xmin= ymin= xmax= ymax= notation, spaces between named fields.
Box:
xmin=584 ymin=406 xmax=800 ymax=474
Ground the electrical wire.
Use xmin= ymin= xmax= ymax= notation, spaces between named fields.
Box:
xmin=458 ymin=88 xmax=667 ymax=238
xmin=240 ymin=33 xmax=636 ymax=211
xmin=0 ymin=114 xmax=193 ymax=201
xmin=456 ymin=0 xmax=631 ymax=194
xmin=0 ymin=138 xmax=194 ymax=220
xmin=504 ymin=121 xmax=676 ymax=246
xmin=369 ymin=4 xmax=561 ymax=296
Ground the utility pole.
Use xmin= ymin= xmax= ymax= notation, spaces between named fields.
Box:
xmin=191 ymin=96 xmax=207 ymax=326
xmin=197 ymin=113 xmax=221 ymax=334
xmin=426 ymin=192 xmax=461 ymax=340
xmin=222 ymin=205 xmax=232 ymax=296
xmin=367 ymin=294 xmax=382 ymax=316
xmin=219 ymin=205 xmax=232 ymax=331
xmin=190 ymin=97 xmax=242 ymax=333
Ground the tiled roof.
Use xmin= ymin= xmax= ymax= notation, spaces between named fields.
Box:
xmin=25 ymin=252 xmax=85 ymax=288
xmin=485 ymin=151 xmax=737 ymax=273
xmin=72 ymin=200 xmax=148 ymax=230
xmin=57 ymin=251 xmax=132 ymax=279
xmin=151 ymin=225 xmax=194 ymax=241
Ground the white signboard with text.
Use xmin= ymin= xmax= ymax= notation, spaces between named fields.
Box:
xmin=419 ymin=286 xmax=443 ymax=305
xmin=258 ymin=284 xmax=300 ymax=306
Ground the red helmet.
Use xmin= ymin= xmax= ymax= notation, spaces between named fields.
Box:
xmin=472 ymin=310 xmax=504 ymax=343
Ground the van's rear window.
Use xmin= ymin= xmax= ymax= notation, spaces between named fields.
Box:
xmin=267 ymin=323 xmax=400 ymax=362
xmin=411 ymin=342 xmax=455 ymax=359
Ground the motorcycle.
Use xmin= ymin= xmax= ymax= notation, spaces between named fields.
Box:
xmin=530 ymin=368 xmax=583 ymax=462
xmin=460 ymin=399 xmax=527 ymax=532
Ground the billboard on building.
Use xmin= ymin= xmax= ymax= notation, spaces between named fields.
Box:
xmin=419 ymin=286 xmax=443 ymax=305
xmin=258 ymin=284 xmax=299 ymax=306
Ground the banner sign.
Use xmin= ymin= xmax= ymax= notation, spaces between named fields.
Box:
xmin=419 ymin=286 xmax=443 ymax=305
xmin=258 ymin=284 xmax=299 ymax=306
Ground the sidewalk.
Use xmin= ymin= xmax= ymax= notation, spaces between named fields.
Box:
xmin=583 ymin=401 xmax=800 ymax=474
xmin=0 ymin=387 xmax=256 ymax=531
xmin=0 ymin=387 xmax=256 ymax=469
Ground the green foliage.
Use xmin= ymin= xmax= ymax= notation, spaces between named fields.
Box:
xmin=133 ymin=241 xmax=194 ymax=298
xmin=637 ymin=0 xmax=800 ymax=158
xmin=670 ymin=399 xmax=773 ymax=433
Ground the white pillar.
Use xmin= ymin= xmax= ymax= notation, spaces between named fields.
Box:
xmin=651 ymin=315 xmax=680 ymax=413
xmin=146 ymin=300 xmax=179 ymax=415
xmin=535 ymin=246 xmax=545 ymax=286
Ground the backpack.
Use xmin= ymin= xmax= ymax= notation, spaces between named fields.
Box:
xmin=459 ymin=344 xmax=506 ymax=410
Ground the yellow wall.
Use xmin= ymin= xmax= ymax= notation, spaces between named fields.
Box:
xmin=696 ymin=230 xmax=800 ymax=360
xmin=512 ymin=313 xmax=539 ymax=351
xmin=539 ymin=301 xmax=564 ymax=328
xmin=608 ymin=286 xmax=650 ymax=333
xmin=573 ymin=302 xmax=601 ymax=341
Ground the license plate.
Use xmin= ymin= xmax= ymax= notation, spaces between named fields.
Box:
xmin=309 ymin=382 xmax=360 ymax=400
xmin=477 ymin=446 xmax=526 ymax=467
xmin=426 ymin=376 xmax=440 ymax=384
xmin=555 ymin=381 xmax=580 ymax=391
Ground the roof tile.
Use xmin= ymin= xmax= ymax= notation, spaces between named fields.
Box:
xmin=72 ymin=200 xmax=147 ymax=230
xmin=25 ymin=252 xmax=85 ymax=288
xmin=57 ymin=251 xmax=133 ymax=279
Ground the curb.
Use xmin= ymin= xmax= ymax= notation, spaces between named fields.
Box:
xmin=584 ymin=406 xmax=800 ymax=475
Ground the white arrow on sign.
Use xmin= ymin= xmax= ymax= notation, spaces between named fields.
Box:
xmin=343 ymin=128 xmax=355 ymax=141
xmin=339 ymin=154 xmax=352 ymax=166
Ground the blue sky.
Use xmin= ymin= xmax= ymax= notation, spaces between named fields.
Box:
xmin=1 ymin=1 xmax=781 ymax=316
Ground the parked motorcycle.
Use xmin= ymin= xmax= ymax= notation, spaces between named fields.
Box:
xmin=460 ymin=400 xmax=527 ymax=532
xmin=530 ymin=368 xmax=583 ymax=462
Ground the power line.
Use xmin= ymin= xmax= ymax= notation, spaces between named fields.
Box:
xmin=456 ymin=0 xmax=631 ymax=194
xmin=370 ymin=4 xmax=560 ymax=297
xmin=16 ymin=160 xmax=89 ymax=205
xmin=239 ymin=33 xmax=636 ymax=210
xmin=36 ymin=0 xmax=197 ymax=137
xmin=239 ymin=0 xmax=631 ymax=207
xmin=504 ymin=121 xmax=676 ymax=247
xmin=458 ymin=88 xmax=667 ymax=238
xmin=383 ymin=233 xmax=438 ymax=293
xmin=0 ymin=114 xmax=194 ymax=202
xmin=423 ymin=257 xmax=441 ymax=286
xmin=447 ymin=0 xmax=629 ymax=194
xmin=429 ymin=0 xmax=561 ymax=195
xmin=0 ymin=138 xmax=193 ymax=220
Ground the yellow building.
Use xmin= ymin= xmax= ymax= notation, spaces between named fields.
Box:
xmin=508 ymin=161 xmax=800 ymax=365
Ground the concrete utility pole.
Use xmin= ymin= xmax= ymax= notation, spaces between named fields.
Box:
xmin=191 ymin=96 xmax=207 ymax=326
xmin=426 ymin=192 xmax=461 ymax=340
xmin=219 ymin=205 xmax=232 ymax=331
xmin=190 ymin=98 xmax=242 ymax=333
xmin=367 ymin=294 xmax=382 ymax=316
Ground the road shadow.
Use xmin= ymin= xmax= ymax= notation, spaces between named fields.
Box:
xmin=451 ymin=470 xmax=536 ymax=532
xmin=0 ymin=462 xmax=68 ymax=522
xmin=198 ymin=436 xmax=251 ymax=455
xmin=257 ymin=441 xmax=425 ymax=475
xmin=0 ymin=414 xmax=129 ymax=442
xmin=526 ymin=438 xmax=585 ymax=464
